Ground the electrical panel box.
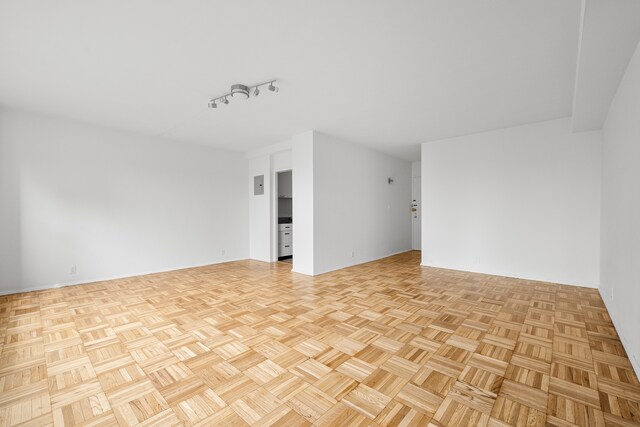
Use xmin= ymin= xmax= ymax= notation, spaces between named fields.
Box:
xmin=254 ymin=175 xmax=264 ymax=195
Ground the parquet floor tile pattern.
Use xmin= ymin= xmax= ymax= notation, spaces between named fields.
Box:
xmin=1 ymin=251 xmax=639 ymax=426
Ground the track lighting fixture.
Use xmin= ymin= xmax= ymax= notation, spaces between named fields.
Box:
xmin=208 ymin=80 xmax=278 ymax=109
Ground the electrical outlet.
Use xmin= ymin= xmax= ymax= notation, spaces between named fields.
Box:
xmin=70 ymin=265 xmax=77 ymax=275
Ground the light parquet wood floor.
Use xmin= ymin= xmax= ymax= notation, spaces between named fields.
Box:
xmin=1 ymin=251 xmax=639 ymax=426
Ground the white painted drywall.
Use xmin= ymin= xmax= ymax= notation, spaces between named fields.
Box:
xmin=411 ymin=161 xmax=421 ymax=178
xmin=247 ymin=140 xmax=292 ymax=263
xmin=272 ymin=150 xmax=292 ymax=173
xmin=0 ymin=109 xmax=249 ymax=294
xmin=249 ymin=155 xmax=271 ymax=262
xmin=571 ymin=0 xmax=640 ymax=132
xmin=411 ymin=162 xmax=422 ymax=251
xmin=312 ymin=133 xmax=412 ymax=275
xmin=600 ymin=41 xmax=640 ymax=376
xmin=291 ymin=131 xmax=315 ymax=275
xmin=421 ymin=118 xmax=601 ymax=287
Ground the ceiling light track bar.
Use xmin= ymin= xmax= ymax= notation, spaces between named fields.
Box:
xmin=208 ymin=79 xmax=278 ymax=108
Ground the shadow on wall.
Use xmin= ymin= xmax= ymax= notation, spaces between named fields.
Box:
xmin=0 ymin=137 xmax=22 ymax=294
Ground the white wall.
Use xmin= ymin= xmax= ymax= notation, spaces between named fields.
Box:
xmin=411 ymin=161 xmax=421 ymax=178
xmin=272 ymin=150 xmax=292 ymax=173
xmin=312 ymin=133 xmax=412 ymax=275
xmin=0 ymin=109 xmax=248 ymax=294
xmin=247 ymin=140 xmax=292 ymax=263
xmin=422 ymin=118 xmax=602 ymax=287
xmin=291 ymin=131 xmax=315 ymax=275
xmin=248 ymin=155 xmax=271 ymax=262
xmin=600 ymin=41 xmax=640 ymax=376
xmin=411 ymin=161 xmax=421 ymax=251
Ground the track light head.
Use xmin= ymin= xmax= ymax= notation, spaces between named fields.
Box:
xmin=208 ymin=100 xmax=217 ymax=109
xmin=268 ymin=83 xmax=278 ymax=93
xmin=223 ymin=97 xmax=229 ymax=104
xmin=253 ymin=87 xmax=260 ymax=97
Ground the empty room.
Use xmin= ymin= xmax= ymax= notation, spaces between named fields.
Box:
xmin=1 ymin=1 xmax=639 ymax=426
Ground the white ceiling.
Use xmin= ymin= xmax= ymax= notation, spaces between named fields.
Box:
xmin=0 ymin=0 xmax=584 ymax=160
xmin=572 ymin=0 xmax=640 ymax=132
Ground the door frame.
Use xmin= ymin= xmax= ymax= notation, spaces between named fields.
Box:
xmin=411 ymin=176 xmax=421 ymax=250
xmin=272 ymin=169 xmax=293 ymax=262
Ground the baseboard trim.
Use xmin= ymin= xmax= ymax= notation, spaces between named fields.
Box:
xmin=417 ymin=264 xmax=638 ymax=378
xmin=0 ymin=257 xmax=247 ymax=296
xmin=599 ymin=288 xmax=640 ymax=379
xmin=419 ymin=263 xmax=598 ymax=289
xmin=1 ymin=252 xmax=418 ymax=295
xmin=0 ymin=282 xmax=65 ymax=296
xmin=311 ymin=249 xmax=415 ymax=276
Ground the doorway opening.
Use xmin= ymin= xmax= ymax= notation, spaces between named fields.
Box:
xmin=276 ymin=170 xmax=293 ymax=264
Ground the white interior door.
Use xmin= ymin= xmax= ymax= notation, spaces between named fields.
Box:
xmin=412 ymin=176 xmax=421 ymax=250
